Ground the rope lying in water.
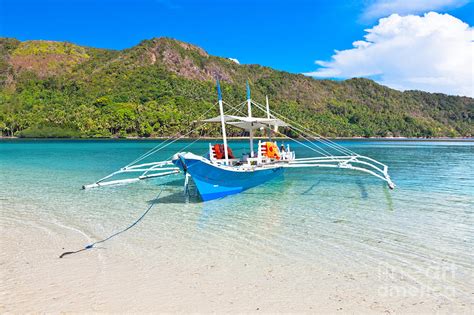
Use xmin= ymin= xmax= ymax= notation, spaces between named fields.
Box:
xmin=59 ymin=186 xmax=164 ymax=258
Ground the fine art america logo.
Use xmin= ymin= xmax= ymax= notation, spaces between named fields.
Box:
xmin=377 ymin=261 xmax=457 ymax=298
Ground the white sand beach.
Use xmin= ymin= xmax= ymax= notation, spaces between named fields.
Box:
xmin=1 ymin=216 xmax=471 ymax=313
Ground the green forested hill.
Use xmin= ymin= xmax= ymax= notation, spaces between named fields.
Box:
xmin=0 ymin=37 xmax=472 ymax=138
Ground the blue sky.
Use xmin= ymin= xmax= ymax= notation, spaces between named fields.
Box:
xmin=1 ymin=0 xmax=473 ymax=96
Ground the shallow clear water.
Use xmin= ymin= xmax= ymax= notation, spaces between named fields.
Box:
xmin=1 ymin=139 xmax=473 ymax=307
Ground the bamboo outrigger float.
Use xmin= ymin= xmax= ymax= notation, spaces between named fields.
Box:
xmin=83 ymin=81 xmax=395 ymax=201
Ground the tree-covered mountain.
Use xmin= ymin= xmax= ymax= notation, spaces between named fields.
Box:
xmin=0 ymin=37 xmax=472 ymax=138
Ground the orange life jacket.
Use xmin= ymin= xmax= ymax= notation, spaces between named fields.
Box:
xmin=213 ymin=144 xmax=234 ymax=159
xmin=264 ymin=142 xmax=280 ymax=160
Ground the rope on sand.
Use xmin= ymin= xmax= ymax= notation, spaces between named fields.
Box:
xmin=59 ymin=186 xmax=164 ymax=258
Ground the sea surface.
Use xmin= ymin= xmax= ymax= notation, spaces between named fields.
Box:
xmin=1 ymin=139 xmax=473 ymax=311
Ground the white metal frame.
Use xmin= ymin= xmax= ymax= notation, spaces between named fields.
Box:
xmin=83 ymin=161 xmax=180 ymax=189
xmin=282 ymin=155 xmax=394 ymax=188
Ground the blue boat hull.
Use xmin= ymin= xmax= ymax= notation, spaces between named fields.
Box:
xmin=173 ymin=156 xmax=283 ymax=201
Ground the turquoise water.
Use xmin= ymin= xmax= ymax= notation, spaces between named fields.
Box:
xmin=1 ymin=139 xmax=473 ymax=307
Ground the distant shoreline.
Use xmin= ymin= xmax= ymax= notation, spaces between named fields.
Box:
xmin=1 ymin=136 xmax=473 ymax=142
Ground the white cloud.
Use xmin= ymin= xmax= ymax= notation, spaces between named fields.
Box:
xmin=305 ymin=12 xmax=474 ymax=97
xmin=228 ymin=57 xmax=240 ymax=64
xmin=362 ymin=0 xmax=469 ymax=20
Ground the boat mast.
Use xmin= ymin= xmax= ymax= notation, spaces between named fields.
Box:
xmin=266 ymin=95 xmax=272 ymax=141
xmin=217 ymin=80 xmax=229 ymax=165
xmin=265 ymin=95 xmax=270 ymax=118
xmin=247 ymin=81 xmax=254 ymax=157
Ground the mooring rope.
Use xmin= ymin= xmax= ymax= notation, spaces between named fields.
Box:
xmin=59 ymin=185 xmax=165 ymax=258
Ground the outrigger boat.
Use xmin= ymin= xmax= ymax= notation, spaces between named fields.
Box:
xmin=83 ymin=81 xmax=395 ymax=201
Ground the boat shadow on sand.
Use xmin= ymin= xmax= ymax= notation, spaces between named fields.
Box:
xmin=146 ymin=177 xmax=393 ymax=209
xmin=147 ymin=178 xmax=201 ymax=204
xmin=147 ymin=190 xmax=200 ymax=204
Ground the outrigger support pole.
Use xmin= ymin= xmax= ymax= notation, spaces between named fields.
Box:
xmin=82 ymin=161 xmax=180 ymax=189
